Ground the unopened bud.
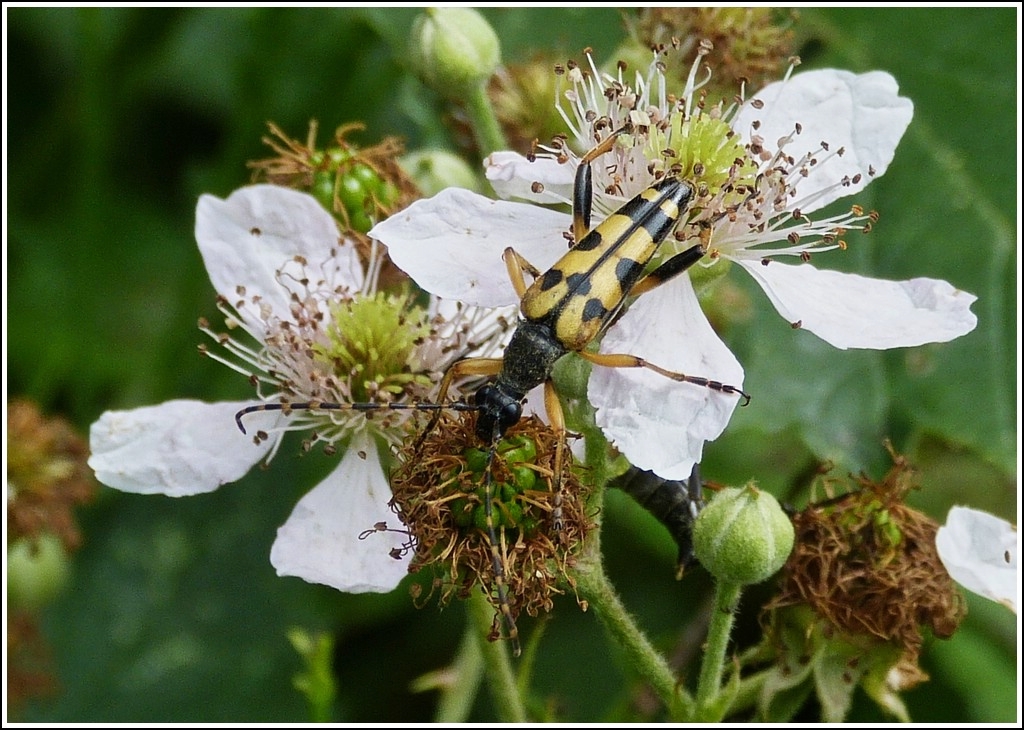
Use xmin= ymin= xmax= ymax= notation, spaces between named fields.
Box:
xmin=7 ymin=533 xmax=70 ymax=609
xmin=401 ymin=150 xmax=481 ymax=196
xmin=693 ymin=484 xmax=794 ymax=585
xmin=410 ymin=8 xmax=500 ymax=97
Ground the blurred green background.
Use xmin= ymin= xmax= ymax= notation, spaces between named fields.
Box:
xmin=6 ymin=7 xmax=1017 ymax=722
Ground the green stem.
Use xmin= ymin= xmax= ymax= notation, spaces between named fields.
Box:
xmin=574 ymin=555 xmax=690 ymax=716
xmin=432 ymin=623 xmax=484 ymax=723
xmin=464 ymin=82 xmax=507 ymax=156
xmin=563 ymin=398 xmax=691 ymax=716
xmin=695 ymin=580 xmax=742 ymax=715
xmin=468 ymin=590 xmax=527 ymax=722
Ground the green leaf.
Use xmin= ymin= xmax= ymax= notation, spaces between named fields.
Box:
xmin=801 ymin=8 xmax=1015 ymax=473
xmin=921 ymin=596 xmax=1018 ymax=722
xmin=760 ymin=679 xmax=814 ymax=724
xmin=811 ymin=640 xmax=865 ymax=723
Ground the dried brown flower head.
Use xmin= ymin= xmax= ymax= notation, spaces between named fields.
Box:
xmin=389 ymin=412 xmax=592 ymax=643
xmin=7 ymin=399 xmax=96 ymax=551
xmin=769 ymin=443 xmax=966 ymax=661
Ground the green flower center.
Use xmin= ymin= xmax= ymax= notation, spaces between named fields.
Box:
xmin=648 ymin=112 xmax=758 ymax=197
xmin=313 ymin=292 xmax=431 ymax=403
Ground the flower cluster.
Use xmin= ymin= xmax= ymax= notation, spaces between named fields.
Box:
xmin=89 ymin=41 xmax=983 ymax=659
xmin=370 ymin=46 xmax=978 ymax=481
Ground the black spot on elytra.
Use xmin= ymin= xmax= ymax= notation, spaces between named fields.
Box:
xmin=565 ymin=272 xmax=591 ymax=296
xmin=616 ymin=257 xmax=644 ymax=285
xmin=575 ymin=230 xmax=603 ymax=251
xmin=582 ymin=298 xmax=608 ymax=322
xmin=538 ymin=268 xmax=563 ymax=291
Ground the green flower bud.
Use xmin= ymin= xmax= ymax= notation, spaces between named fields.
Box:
xmin=464 ymin=447 xmax=489 ymax=474
xmin=400 ymin=150 xmax=481 ymax=197
xmin=500 ymin=434 xmax=537 ymax=463
xmin=472 ymin=503 xmax=491 ymax=532
xmin=500 ymin=483 xmax=518 ymax=503
xmin=410 ymin=8 xmax=500 ymax=97
xmin=451 ymin=496 xmax=473 ymax=527
xmin=693 ymin=484 xmax=794 ymax=585
xmin=503 ymin=501 xmax=524 ymax=526
xmin=509 ymin=465 xmax=536 ymax=491
xmin=7 ymin=533 xmax=70 ymax=609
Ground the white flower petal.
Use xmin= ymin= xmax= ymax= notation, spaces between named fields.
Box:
xmin=734 ymin=69 xmax=913 ymax=213
xmin=590 ymin=276 xmax=744 ymax=479
xmin=270 ymin=434 xmax=409 ymax=593
xmin=936 ymin=506 xmax=1018 ymax=612
xmin=485 ymin=151 xmax=575 ymax=203
xmin=196 ymin=184 xmax=362 ymax=326
xmin=88 ymin=400 xmax=280 ymax=497
xmin=737 ymin=260 xmax=978 ymax=350
xmin=370 ymin=188 xmax=571 ymax=308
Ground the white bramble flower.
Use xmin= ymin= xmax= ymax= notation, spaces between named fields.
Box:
xmin=370 ymin=48 xmax=978 ymax=480
xmin=88 ymin=184 xmax=513 ymax=593
xmin=936 ymin=506 xmax=1018 ymax=613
